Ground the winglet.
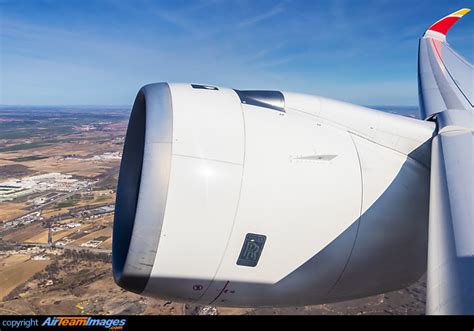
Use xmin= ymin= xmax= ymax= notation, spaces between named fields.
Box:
xmin=424 ymin=8 xmax=470 ymax=41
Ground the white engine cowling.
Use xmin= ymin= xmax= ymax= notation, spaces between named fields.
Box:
xmin=113 ymin=82 xmax=435 ymax=307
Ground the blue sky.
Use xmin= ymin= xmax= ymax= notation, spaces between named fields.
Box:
xmin=1 ymin=0 xmax=472 ymax=106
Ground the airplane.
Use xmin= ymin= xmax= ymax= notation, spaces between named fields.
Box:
xmin=112 ymin=9 xmax=473 ymax=315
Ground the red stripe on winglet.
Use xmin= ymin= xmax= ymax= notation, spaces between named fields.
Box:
xmin=429 ymin=16 xmax=460 ymax=35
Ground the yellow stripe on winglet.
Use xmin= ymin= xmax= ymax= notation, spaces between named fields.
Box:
xmin=452 ymin=8 xmax=471 ymax=17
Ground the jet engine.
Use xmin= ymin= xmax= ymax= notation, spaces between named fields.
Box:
xmin=113 ymin=82 xmax=435 ymax=307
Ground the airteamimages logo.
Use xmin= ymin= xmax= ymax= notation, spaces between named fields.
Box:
xmin=41 ymin=317 xmax=126 ymax=329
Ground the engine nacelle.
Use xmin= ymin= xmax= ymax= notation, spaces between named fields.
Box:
xmin=113 ymin=83 xmax=435 ymax=307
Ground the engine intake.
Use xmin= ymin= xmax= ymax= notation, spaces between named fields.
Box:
xmin=113 ymin=83 xmax=172 ymax=294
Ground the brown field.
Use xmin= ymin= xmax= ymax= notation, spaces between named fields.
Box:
xmin=71 ymin=227 xmax=112 ymax=246
xmin=53 ymin=228 xmax=88 ymax=242
xmin=0 ymin=202 xmax=28 ymax=222
xmin=0 ymin=258 xmax=50 ymax=299
xmin=22 ymin=228 xmax=82 ymax=244
xmin=0 ymin=254 xmax=30 ymax=268
xmin=0 ymin=164 xmax=37 ymax=181
xmin=99 ymin=238 xmax=112 ymax=249
xmin=56 ymin=223 xmax=98 ymax=241
xmin=2 ymin=223 xmax=45 ymax=242
xmin=23 ymin=224 xmax=102 ymax=244
xmin=24 ymin=230 xmax=48 ymax=244
xmin=0 ymin=159 xmax=14 ymax=167
xmin=25 ymin=158 xmax=108 ymax=178
xmin=0 ymin=140 xmax=121 ymax=179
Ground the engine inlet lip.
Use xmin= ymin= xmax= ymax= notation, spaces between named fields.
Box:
xmin=112 ymin=83 xmax=173 ymax=294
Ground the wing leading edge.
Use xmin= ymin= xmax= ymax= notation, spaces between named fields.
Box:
xmin=418 ymin=9 xmax=474 ymax=315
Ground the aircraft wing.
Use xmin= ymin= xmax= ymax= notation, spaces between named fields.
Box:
xmin=419 ymin=8 xmax=473 ymax=119
xmin=418 ymin=9 xmax=474 ymax=315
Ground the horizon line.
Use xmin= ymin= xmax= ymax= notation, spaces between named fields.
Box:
xmin=0 ymin=104 xmax=420 ymax=108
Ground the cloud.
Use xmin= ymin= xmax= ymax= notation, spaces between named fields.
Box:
xmin=237 ymin=4 xmax=285 ymax=29
xmin=252 ymin=54 xmax=302 ymax=69
xmin=153 ymin=9 xmax=192 ymax=30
